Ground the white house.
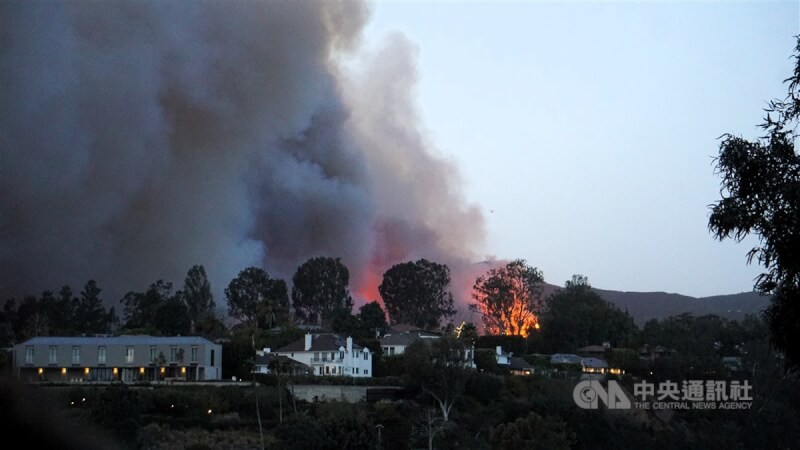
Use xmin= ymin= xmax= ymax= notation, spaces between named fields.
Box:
xmin=495 ymin=346 xmax=512 ymax=366
xmin=272 ymin=333 xmax=372 ymax=377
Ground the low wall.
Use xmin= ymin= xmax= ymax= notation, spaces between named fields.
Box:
xmin=290 ymin=384 xmax=402 ymax=403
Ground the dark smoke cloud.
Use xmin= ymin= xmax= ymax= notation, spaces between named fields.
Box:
xmin=0 ymin=0 xmax=486 ymax=311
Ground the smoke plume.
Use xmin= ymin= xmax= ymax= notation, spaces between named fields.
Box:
xmin=0 ymin=1 xmax=486 ymax=312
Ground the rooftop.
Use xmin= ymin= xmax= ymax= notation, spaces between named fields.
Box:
xmin=18 ymin=335 xmax=217 ymax=346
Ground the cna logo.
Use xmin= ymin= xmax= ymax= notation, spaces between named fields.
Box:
xmin=573 ymin=380 xmax=632 ymax=409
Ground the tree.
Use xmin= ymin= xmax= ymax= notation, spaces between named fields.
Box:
xmin=489 ymin=412 xmax=574 ymax=450
xmin=121 ymin=280 xmax=172 ymax=331
xmin=540 ymin=275 xmax=637 ymax=352
xmin=404 ymin=336 xmax=469 ymax=422
xmin=226 ymin=267 xmax=289 ymax=330
xmin=455 ymin=322 xmax=479 ymax=346
xmin=291 ymin=257 xmax=353 ymax=324
xmin=471 ymin=259 xmax=544 ymax=337
xmin=183 ymin=265 xmax=215 ymax=334
xmin=50 ymin=286 xmax=78 ymax=335
xmin=709 ymin=37 xmax=800 ymax=368
xmin=357 ymin=301 xmax=389 ymax=337
xmin=76 ymin=280 xmax=110 ymax=334
xmin=379 ymin=259 xmax=456 ymax=330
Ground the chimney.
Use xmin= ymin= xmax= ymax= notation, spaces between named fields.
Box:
xmin=496 ymin=346 xmax=502 ymax=355
xmin=304 ymin=333 xmax=313 ymax=351
xmin=347 ymin=336 xmax=353 ymax=353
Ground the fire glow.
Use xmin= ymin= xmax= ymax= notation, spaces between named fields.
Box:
xmin=473 ymin=293 xmax=540 ymax=338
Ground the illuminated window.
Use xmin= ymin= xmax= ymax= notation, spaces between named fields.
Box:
xmin=49 ymin=346 xmax=58 ymax=364
xmin=61 ymin=368 xmax=67 ymax=375
xmin=72 ymin=346 xmax=80 ymax=364
xmin=84 ymin=367 xmax=90 ymax=375
xmin=181 ymin=367 xmax=186 ymax=375
xmin=112 ymin=367 xmax=118 ymax=375
xmin=98 ymin=346 xmax=106 ymax=365
xmin=139 ymin=367 xmax=145 ymax=374
xmin=160 ymin=367 xmax=165 ymax=375
xmin=37 ymin=367 xmax=43 ymax=374
xmin=25 ymin=346 xmax=34 ymax=364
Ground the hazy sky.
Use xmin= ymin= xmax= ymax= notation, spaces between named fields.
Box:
xmin=358 ymin=1 xmax=799 ymax=297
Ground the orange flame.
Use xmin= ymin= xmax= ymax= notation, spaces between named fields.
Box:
xmin=475 ymin=294 xmax=539 ymax=338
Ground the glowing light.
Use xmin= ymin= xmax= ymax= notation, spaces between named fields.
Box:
xmin=160 ymin=367 xmax=165 ymax=374
xmin=37 ymin=368 xmax=43 ymax=374
xmin=139 ymin=367 xmax=145 ymax=374
xmin=207 ymin=409 xmax=212 ymax=415
xmin=474 ymin=292 xmax=540 ymax=337
xmin=84 ymin=367 xmax=90 ymax=375
xmin=61 ymin=368 xmax=67 ymax=375
xmin=181 ymin=367 xmax=186 ymax=374
xmin=113 ymin=367 xmax=118 ymax=375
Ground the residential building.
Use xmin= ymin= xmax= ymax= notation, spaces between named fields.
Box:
xmin=550 ymin=353 xmax=584 ymax=365
xmin=379 ymin=329 xmax=441 ymax=356
xmin=509 ymin=357 xmax=535 ymax=376
xmin=253 ymin=349 xmax=312 ymax=376
xmin=13 ymin=335 xmax=222 ymax=383
xmin=495 ymin=346 xmax=512 ymax=366
xmin=273 ymin=333 xmax=372 ymax=377
xmin=380 ymin=329 xmax=476 ymax=368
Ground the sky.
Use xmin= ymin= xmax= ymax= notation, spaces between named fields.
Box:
xmin=357 ymin=0 xmax=799 ymax=297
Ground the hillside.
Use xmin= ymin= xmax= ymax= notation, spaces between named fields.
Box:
xmin=593 ymin=288 xmax=770 ymax=325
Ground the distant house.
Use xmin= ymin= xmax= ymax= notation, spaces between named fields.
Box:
xmin=581 ymin=357 xmax=608 ymax=374
xmin=379 ymin=329 xmax=475 ymax=368
xmin=253 ymin=349 xmax=311 ymax=376
xmin=509 ymin=357 xmax=535 ymax=376
xmin=272 ymin=333 xmax=372 ymax=377
xmin=550 ymin=353 xmax=584 ymax=365
xmin=13 ymin=335 xmax=222 ymax=383
xmin=495 ymin=346 xmax=512 ymax=366
xmin=379 ymin=330 xmax=442 ymax=356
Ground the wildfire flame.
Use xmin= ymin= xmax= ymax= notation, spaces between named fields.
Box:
xmin=473 ymin=293 xmax=540 ymax=338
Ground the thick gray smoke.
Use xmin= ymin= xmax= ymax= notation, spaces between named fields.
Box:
xmin=0 ymin=0 xmax=486 ymax=310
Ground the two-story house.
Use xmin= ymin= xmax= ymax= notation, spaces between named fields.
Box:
xmin=13 ymin=335 xmax=222 ymax=383
xmin=272 ymin=333 xmax=372 ymax=377
xmin=379 ymin=329 xmax=476 ymax=368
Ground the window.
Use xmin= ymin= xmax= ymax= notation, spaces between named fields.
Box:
xmin=365 ymin=370 xmax=369 ymax=375
xmin=170 ymin=346 xmax=177 ymax=362
xmin=210 ymin=349 xmax=215 ymax=367
xmin=191 ymin=346 xmax=198 ymax=362
xmin=98 ymin=346 xmax=107 ymax=365
xmin=314 ymin=352 xmax=320 ymax=362
xmin=72 ymin=346 xmax=80 ymax=364
xmin=330 ymin=351 xmax=334 ymax=360
xmin=390 ymin=347 xmax=395 ymax=356
xmin=49 ymin=346 xmax=57 ymax=364
xmin=318 ymin=367 xmax=323 ymax=375
xmin=339 ymin=351 xmax=344 ymax=360
xmin=25 ymin=346 xmax=34 ymax=364
xmin=364 ymin=352 xmax=368 ymax=360
xmin=126 ymin=347 xmax=135 ymax=364
xmin=150 ymin=346 xmax=157 ymax=363
xmin=355 ymin=367 xmax=359 ymax=374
